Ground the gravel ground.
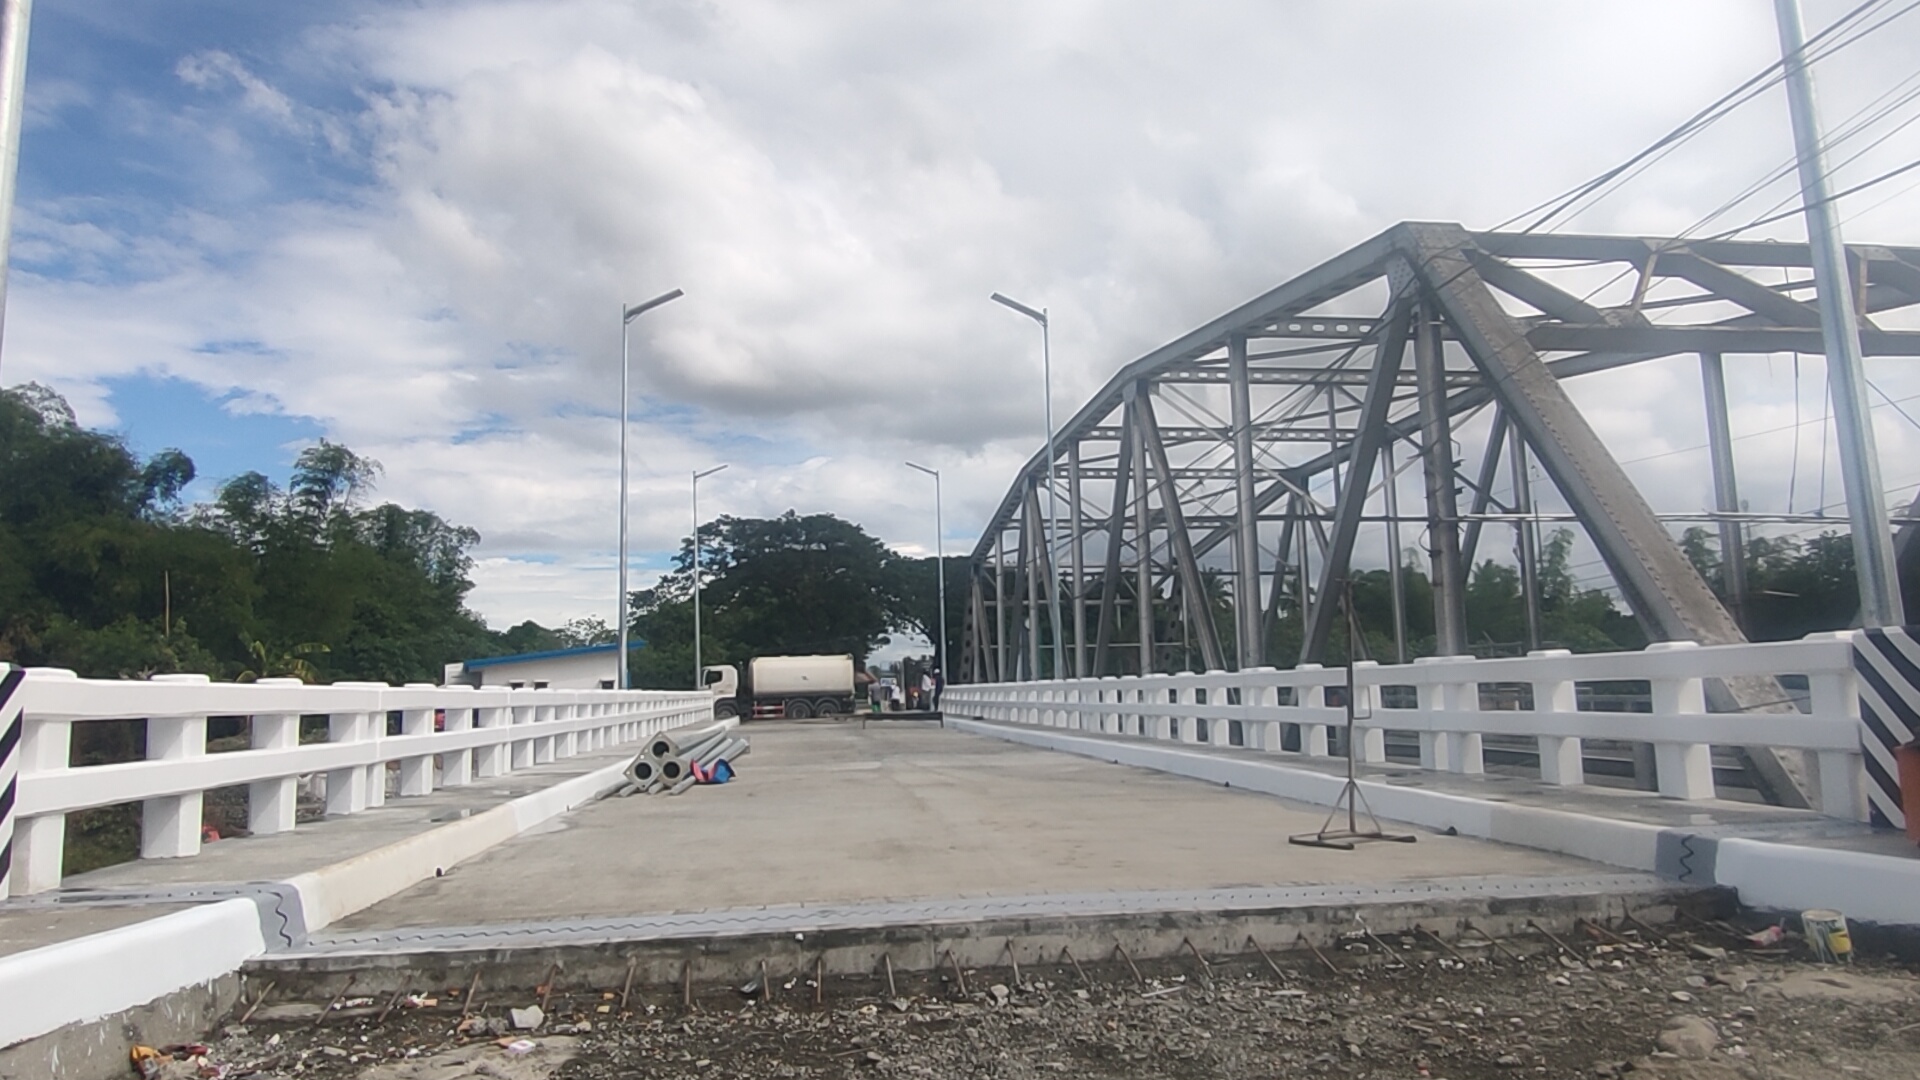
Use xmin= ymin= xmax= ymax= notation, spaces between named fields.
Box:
xmin=162 ymin=918 xmax=1920 ymax=1080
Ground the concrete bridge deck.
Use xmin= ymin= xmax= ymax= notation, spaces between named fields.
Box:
xmin=304 ymin=718 xmax=1608 ymax=944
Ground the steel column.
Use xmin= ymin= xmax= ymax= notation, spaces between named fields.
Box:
xmin=1381 ymin=439 xmax=1410 ymax=662
xmin=1699 ymin=352 xmax=1749 ymax=630
xmin=1068 ymin=441 xmax=1086 ymax=678
xmin=1129 ymin=384 xmax=1155 ymax=675
xmin=1093 ymin=415 xmax=1135 ymax=676
xmin=995 ymin=539 xmax=1009 ymax=682
xmin=1023 ymin=482 xmax=1044 ymax=680
xmin=1413 ymin=298 xmax=1468 ymax=655
xmin=1229 ymin=334 xmax=1263 ymax=669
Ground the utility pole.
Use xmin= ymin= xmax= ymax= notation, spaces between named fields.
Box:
xmin=1774 ymin=0 xmax=1902 ymax=625
xmin=0 ymin=0 xmax=33 ymax=377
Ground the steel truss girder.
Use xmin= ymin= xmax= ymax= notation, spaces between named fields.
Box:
xmin=964 ymin=222 xmax=1920 ymax=714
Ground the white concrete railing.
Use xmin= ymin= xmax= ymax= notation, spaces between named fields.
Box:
xmin=944 ymin=634 xmax=1868 ymax=821
xmin=1 ymin=667 xmax=712 ymax=898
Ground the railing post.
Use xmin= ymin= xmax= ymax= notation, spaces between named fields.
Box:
xmin=533 ymin=700 xmax=557 ymax=764
xmin=326 ymin=684 xmax=382 ymax=816
xmin=1807 ymin=652 xmax=1868 ymax=820
xmin=1646 ymin=642 xmax=1715 ymax=800
xmin=1529 ymin=650 xmax=1583 ymax=786
xmin=1297 ymin=664 xmax=1329 ymax=757
xmin=511 ymin=696 xmax=537 ymax=770
xmin=1352 ymin=661 xmax=1386 ymax=764
xmin=398 ymin=685 xmax=437 ymax=797
xmin=0 ymin=664 xmax=18 ymax=900
xmin=249 ymin=678 xmax=304 ymax=835
xmin=473 ymin=689 xmax=510 ymax=778
xmin=440 ymin=691 xmax=475 ymax=787
xmin=1412 ymin=657 xmax=1451 ymax=771
xmin=14 ymin=669 xmax=76 ymax=894
xmin=142 ymin=674 xmax=209 ymax=859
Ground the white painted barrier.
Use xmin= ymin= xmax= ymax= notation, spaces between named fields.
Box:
xmin=944 ymin=633 xmax=1869 ymax=820
xmin=3 ymin=669 xmax=712 ymax=898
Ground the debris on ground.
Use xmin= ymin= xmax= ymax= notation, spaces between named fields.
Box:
xmin=188 ymin=915 xmax=1920 ymax=1079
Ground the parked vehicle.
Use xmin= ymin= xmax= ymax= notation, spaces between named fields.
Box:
xmin=703 ymin=654 xmax=857 ymax=719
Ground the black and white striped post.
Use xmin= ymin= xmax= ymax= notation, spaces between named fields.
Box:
xmin=0 ymin=664 xmax=22 ymax=900
xmin=1852 ymin=628 xmax=1920 ymax=829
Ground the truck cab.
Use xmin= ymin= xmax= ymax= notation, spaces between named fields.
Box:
xmin=702 ymin=665 xmax=740 ymax=718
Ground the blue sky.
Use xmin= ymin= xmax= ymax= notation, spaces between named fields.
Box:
xmin=4 ymin=0 xmax=1919 ymax=642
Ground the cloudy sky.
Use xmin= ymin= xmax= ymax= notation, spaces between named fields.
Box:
xmin=4 ymin=0 xmax=1919 ymax=635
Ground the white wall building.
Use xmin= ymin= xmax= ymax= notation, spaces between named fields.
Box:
xmin=442 ymin=643 xmax=640 ymax=690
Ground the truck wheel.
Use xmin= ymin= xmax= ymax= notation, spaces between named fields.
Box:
xmin=784 ymin=698 xmax=814 ymax=719
xmin=715 ymin=700 xmax=738 ymax=719
xmin=815 ymin=697 xmax=842 ymax=717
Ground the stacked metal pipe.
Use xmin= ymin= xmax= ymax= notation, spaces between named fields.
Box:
xmin=621 ymin=719 xmax=750 ymax=796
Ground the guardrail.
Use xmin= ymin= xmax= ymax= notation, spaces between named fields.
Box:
xmin=0 ymin=665 xmax=712 ymax=899
xmin=943 ymin=634 xmax=1868 ymax=821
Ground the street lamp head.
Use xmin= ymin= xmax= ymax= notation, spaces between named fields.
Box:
xmin=694 ymin=463 xmax=729 ymax=481
xmin=624 ymin=288 xmax=685 ymax=322
xmin=904 ymin=460 xmax=939 ymax=478
xmin=990 ymin=292 xmax=1047 ymax=326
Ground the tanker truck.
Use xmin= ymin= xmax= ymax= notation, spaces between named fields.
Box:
xmin=702 ymin=654 xmax=856 ymax=719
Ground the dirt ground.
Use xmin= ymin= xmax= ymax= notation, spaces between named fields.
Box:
xmin=159 ymin=917 xmax=1920 ymax=1080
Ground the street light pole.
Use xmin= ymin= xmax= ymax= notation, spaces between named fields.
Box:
xmin=691 ymin=463 xmax=728 ymax=689
xmin=617 ymin=288 xmax=684 ymax=690
xmin=905 ymin=462 xmax=947 ymax=679
xmin=991 ymin=291 xmax=1067 ymax=679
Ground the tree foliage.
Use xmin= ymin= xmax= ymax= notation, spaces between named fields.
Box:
xmin=628 ymin=511 xmax=939 ymax=688
xmin=0 ymin=384 xmax=520 ymax=682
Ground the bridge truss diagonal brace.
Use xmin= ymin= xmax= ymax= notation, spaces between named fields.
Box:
xmin=1137 ymin=386 xmax=1226 ymax=673
xmin=1398 ymin=222 xmax=1739 ymax=647
xmin=1399 ymin=222 xmax=1811 ymax=808
xmin=1302 ymin=293 xmax=1412 ymax=663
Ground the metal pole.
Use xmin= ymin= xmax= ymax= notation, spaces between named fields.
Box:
xmin=1068 ymin=442 xmax=1085 ymax=678
xmin=935 ymin=469 xmax=946 ymax=679
xmin=691 ymin=464 xmax=727 ymax=689
xmin=1041 ymin=317 xmax=1066 ymax=679
xmin=906 ymin=462 xmax=947 ymax=679
xmin=618 ymin=311 xmax=630 ymax=689
xmin=615 ymin=289 xmax=684 ymax=690
xmin=1700 ymin=353 xmax=1750 ymax=630
xmin=0 ymin=0 xmax=30 ymax=376
xmin=1510 ymin=437 xmax=1542 ymax=651
xmin=992 ymin=292 xmax=1066 ymax=678
xmin=1774 ymin=0 xmax=1901 ymax=626
xmin=692 ymin=470 xmax=699 ymax=687
xmin=1228 ymin=335 xmax=1263 ymax=670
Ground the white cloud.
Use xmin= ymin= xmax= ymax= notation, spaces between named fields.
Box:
xmin=7 ymin=0 xmax=1920 ymax=630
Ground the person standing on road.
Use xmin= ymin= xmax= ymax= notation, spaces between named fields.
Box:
xmin=919 ymin=669 xmax=935 ymax=712
xmin=930 ymin=667 xmax=944 ymax=709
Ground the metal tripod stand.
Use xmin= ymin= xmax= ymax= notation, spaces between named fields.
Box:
xmin=1290 ymin=579 xmax=1417 ymax=850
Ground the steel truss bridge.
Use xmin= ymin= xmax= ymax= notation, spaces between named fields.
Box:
xmin=955 ymin=222 xmax=1920 ymax=801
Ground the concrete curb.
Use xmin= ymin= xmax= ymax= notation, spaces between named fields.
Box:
xmin=0 ymin=756 xmax=636 ymax=1051
xmin=0 ymin=898 xmax=264 ymax=1053
xmin=946 ymin=717 xmax=1920 ymax=926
